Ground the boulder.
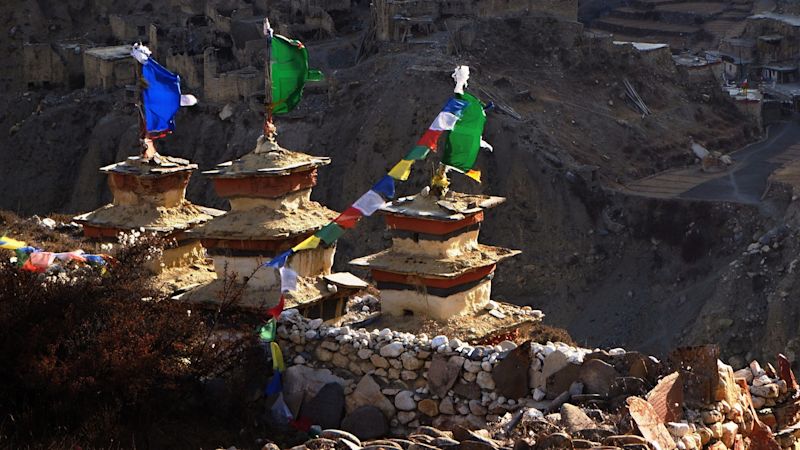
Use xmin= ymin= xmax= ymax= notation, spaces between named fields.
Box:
xmin=537 ymin=432 xmax=573 ymax=449
xmin=381 ymin=342 xmax=405 ymax=358
xmin=477 ymin=371 xmax=496 ymax=390
xmin=439 ymin=397 xmax=456 ymax=415
xmin=560 ymin=403 xmax=597 ymax=433
xmin=428 ymin=354 xmax=461 ymax=397
xmin=579 ymin=359 xmax=619 ymax=397
xmin=547 ymin=363 xmax=581 ymax=400
xmin=283 ymin=365 xmax=345 ymax=417
xmin=341 ymin=405 xmax=389 ymax=440
xmin=395 ymin=390 xmax=417 ymax=411
xmin=347 ymin=374 xmax=396 ymax=418
xmin=418 ymin=399 xmax=439 ymax=417
xmin=493 ymin=341 xmax=531 ymax=400
xmin=453 ymin=381 xmax=482 ymax=400
xmin=300 ymin=382 xmax=345 ymax=429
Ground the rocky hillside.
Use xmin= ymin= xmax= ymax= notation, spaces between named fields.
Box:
xmin=1 ymin=1 xmax=792 ymax=363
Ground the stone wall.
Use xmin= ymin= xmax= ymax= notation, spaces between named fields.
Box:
xmin=273 ymin=308 xmax=614 ymax=434
xmin=274 ymin=312 xmax=800 ymax=450
xmin=23 ymin=43 xmax=84 ymax=89
xmin=83 ymin=50 xmax=136 ymax=91
xmin=203 ymin=48 xmax=262 ymax=103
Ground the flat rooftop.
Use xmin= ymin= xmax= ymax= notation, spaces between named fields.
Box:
xmin=749 ymin=12 xmax=800 ymax=27
xmin=381 ymin=191 xmax=506 ymax=221
xmin=350 ymin=244 xmax=520 ymax=278
xmin=85 ymin=45 xmax=132 ymax=61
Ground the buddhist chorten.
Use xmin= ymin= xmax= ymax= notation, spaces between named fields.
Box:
xmin=351 ymin=191 xmax=519 ymax=320
xmin=185 ymin=136 xmax=366 ymax=321
xmin=74 ymin=154 xmax=222 ymax=272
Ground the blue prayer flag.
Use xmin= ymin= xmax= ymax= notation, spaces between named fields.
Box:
xmin=265 ymin=370 xmax=282 ymax=396
xmin=142 ymin=59 xmax=182 ymax=138
xmin=372 ymin=175 xmax=395 ymax=199
xmin=264 ymin=249 xmax=292 ymax=268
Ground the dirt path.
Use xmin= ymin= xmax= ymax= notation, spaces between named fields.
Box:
xmin=621 ymin=120 xmax=800 ymax=204
xmin=681 ymin=120 xmax=800 ymax=203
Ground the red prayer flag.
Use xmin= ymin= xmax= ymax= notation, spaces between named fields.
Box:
xmin=21 ymin=259 xmax=45 ymax=273
xmin=334 ymin=206 xmax=362 ymax=229
xmin=416 ymin=129 xmax=443 ymax=151
xmin=267 ymin=295 xmax=285 ymax=320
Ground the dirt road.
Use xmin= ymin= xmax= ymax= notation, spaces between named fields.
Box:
xmin=681 ymin=120 xmax=800 ymax=204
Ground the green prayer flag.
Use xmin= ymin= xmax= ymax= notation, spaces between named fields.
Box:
xmin=442 ymin=92 xmax=486 ymax=173
xmin=315 ymin=222 xmax=345 ymax=245
xmin=259 ymin=319 xmax=277 ymax=342
xmin=271 ymin=35 xmax=324 ymax=115
xmin=405 ymin=145 xmax=430 ymax=161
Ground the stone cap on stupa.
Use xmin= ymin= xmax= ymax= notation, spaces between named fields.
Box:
xmin=74 ymin=202 xmax=223 ymax=234
xmin=381 ymin=191 xmax=506 ymax=222
xmin=100 ymin=154 xmax=198 ymax=177
xmin=187 ymin=198 xmax=337 ymax=241
xmin=350 ymin=244 xmax=519 ymax=279
xmin=203 ymin=137 xmax=330 ymax=179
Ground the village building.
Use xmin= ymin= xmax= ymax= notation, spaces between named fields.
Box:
xmin=83 ymin=45 xmax=137 ymax=91
xmin=73 ymin=156 xmax=222 ymax=273
xmin=185 ymin=137 xmax=366 ymax=321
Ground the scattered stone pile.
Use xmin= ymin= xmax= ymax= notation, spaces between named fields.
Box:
xmin=265 ymin=313 xmax=800 ymax=450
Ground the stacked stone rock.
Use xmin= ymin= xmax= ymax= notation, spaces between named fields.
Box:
xmin=733 ymin=359 xmax=800 ymax=450
xmin=735 ymin=361 xmax=791 ymax=410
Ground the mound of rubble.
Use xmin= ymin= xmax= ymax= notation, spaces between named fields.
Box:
xmin=263 ymin=313 xmax=800 ymax=450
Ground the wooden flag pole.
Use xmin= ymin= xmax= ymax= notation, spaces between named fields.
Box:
xmin=263 ymin=18 xmax=277 ymax=142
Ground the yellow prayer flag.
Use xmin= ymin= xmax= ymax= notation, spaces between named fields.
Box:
xmin=291 ymin=235 xmax=321 ymax=252
xmin=0 ymin=236 xmax=26 ymax=250
xmin=270 ymin=342 xmax=285 ymax=372
xmin=388 ymin=159 xmax=414 ymax=181
xmin=465 ymin=169 xmax=482 ymax=183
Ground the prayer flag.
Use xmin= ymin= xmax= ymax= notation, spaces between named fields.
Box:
xmin=21 ymin=259 xmax=43 ymax=273
xmin=388 ymin=159 xmax=414 ymax=181
xmin=404 ymin=145 xmax=430 ymax=161
xmin=84 ymin=255 xmax=107 ymax=266
xmin=292 ymin=235 xmax=321 ymax=252
xmin=29 ymin=252 xmax=55 ymax=271
xmin=267 ymin=295 xmax=285 ymax=320
xmin=265 ymin=370 xmax=282 ymax=396
xmin=416 ymin=129 xmax=443 ymax=151
xmin=141 ymin=58 xmax=185 ymax=138
xmin=271 ymin=342 xmax=285 ymax=372
xmin=0 ymin=236 xmax=26 ymax=250
xmin=55 ymin=250 xmax=87 ymax=263
xmin=352 ymin=190 xmax=385 ymax=216
xmin=259 ymin=319 xmax=277 ymax=342
xmin=271 ymin=35 xmax=324 ymax=115
xmin=315 ymin=222 xmax=345 ymax=245
xmin=279 ymin=266 xmax=298 ymax=293
xmin=442 ymin=92 xmax=486 ymax=181
xmin=372 ymin=175 xmax=395 ymax=199
xmin=334 ymin=206 xmax=362 ymax=229
xmin=265 ymin=249 xmax=292 ymax=268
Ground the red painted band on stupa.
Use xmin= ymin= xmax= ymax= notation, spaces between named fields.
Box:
xmin=370 ymin=264 xmax=495 ymax=289
xmin=109 ymin=171 xmax=191 ymax=194
xmin=201 ymin=234 xmax=314 ymax=253
xmin=212 ymin=168 xmax=318 ymax=199
xmin=384 ymin=211 xmax=484 ymax=235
